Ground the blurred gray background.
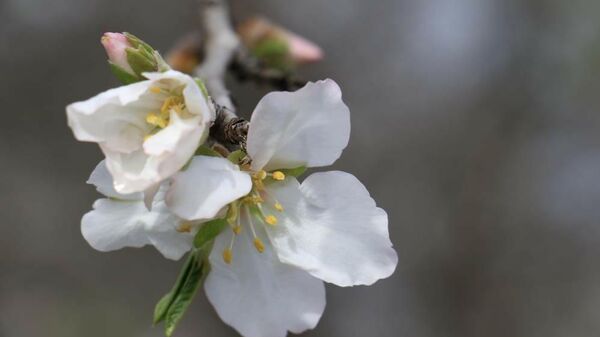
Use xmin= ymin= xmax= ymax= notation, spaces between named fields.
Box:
xmin=2 ymin=0 xmax=600 ymax=336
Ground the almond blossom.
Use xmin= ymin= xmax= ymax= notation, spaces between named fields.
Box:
xmin=67 ymin=70 xmax=214 ymax=194
xmin=165 ymin=79 xmax=398 ymax=337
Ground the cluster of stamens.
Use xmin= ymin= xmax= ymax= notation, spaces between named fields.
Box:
xmin=144 ymin=86 xmax=187 ymax=140
xmin=222 ymin=169 xmax=287 ymax=264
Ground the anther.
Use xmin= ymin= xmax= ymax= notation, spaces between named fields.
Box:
xmin=222 ymin=249 xmax=233 ymax=264
xmin=274 ymin=202 xmax=284 ymax=212
xmin=272 ymin=171 xmax=285 ymax=181
xmin=149 ymin=86 xmax=162 ymax=94
xmin=264 ymin=215 xmax=278 ymax=226
xmin=146 ymin=112 xmax=168 ymax=128
xmin=233 ymin=225 xmax=242 ymax=235
xmin=176 ymin=222 xmax=193 ymax=233
xmin=255 ymin=170 xmax=267 ymax=180
xmin=253 ymin=238 xmax=265 ymax=253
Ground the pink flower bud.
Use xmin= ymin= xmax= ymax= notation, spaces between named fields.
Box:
xmin=101 ymin=32 xmax=134 ymax=74
xmin=287 ymin=32 xmax=324 ymax=64
xmin=238 ymin=17 xmax=324 ymax=65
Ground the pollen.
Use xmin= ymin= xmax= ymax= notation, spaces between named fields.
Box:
xmin=264 ymin=215 xmax=278 ymax=226
xmin=149 ymin=86 xmax=162 ymax=94
xmin=272 ymin=171 xmax=285 ymax=181
xmin=161 ymin=96 xmax=184 ymax=116
xmin=146 ymin=112 xmax=168 ymax=128
xmin=254 ymin=170 xmax=267 ymax=180
xmin=176 ymin=222 xmax=193 ymax=233
xmin=243 ymin=195 xmax=263 ymax=204
xmin=222 ymin=249 xmax=233 ymax=264
xmin=253 ymin=238 xmax=265 ymax=253
xmin=274 ymin=202 xmax=284 ymax=212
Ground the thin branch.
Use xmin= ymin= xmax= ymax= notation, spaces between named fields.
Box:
xmin=195 ymin=0 xmax=248 ymax=147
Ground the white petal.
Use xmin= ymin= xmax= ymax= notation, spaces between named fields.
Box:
xmin=166 ymin=156 xmax=252 ymax=220
xmin=145 ymin=185 xmax=195 ymax=260
xmin=87 ymin=160 xmax=142 ymax=200
xmin=81 ymin=187 xmax=193 ymax=260
xmin=264 ymin=171 xmax=398 ymax=287
xmin=81 ymin=198 xmax=150 ymax=252
xmin=205 ymin=226 xmax=325 ymax=337
xmin=66 ymin=81 xmax=156 ymax=153
xmin=247 ymin=79 xmax=350 ymax=171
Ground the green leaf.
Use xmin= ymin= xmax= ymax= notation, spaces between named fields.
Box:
xmin=279 ymin=166 xmax=307 ymax=178
xmin=194 ymin=218 xmax=228 ymax=249
xmin=126 ymin=47 xmax=157 ymax=75
xmin=153 ymin=253 xmax=196 ymax=324
xmin=164 ymin=250 xmax=210 ymax=337
xmin=227 ymin=150 xmax=246 ymax=165
xmin=195 ymin=145 xmax=222 ymax=157
xmin=108 ymin=61 xmax=140 ymax=85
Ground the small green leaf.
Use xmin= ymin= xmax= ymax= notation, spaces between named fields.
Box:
xmin=280 ymin=166 xmax=307 ymax=178
xmin=195 ymin=145 xmax=222 ymax=157
xmin=227 ymin=150 xmax=246 ymax=165
xmin=164 ymin=250 xmax=210 ymax=337
xmin=194 ymin=218 xmax=228 ymax=249
xmin=153 ymin=253 xmax=196 ymax=324
xmin=108 ymin=62 xmax=140 ymax=84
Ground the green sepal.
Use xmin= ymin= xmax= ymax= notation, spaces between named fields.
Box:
xmin=193 ymin=218 xmax=228 ymax=249
xmin=252 ymin=38 xmax=293 ymax=71
xmin=124 ymin=32 xmax=154 ymax=53
xmin=126 ymin=47 xmax=157 ymax=75
xmin=194 ymin=78 xmax=210 ymax=99
xmin=195 ymin=145 xmax=222 ymax=157
xmin=279 ymin=166 xmax=307 ymax=178
xmin=108 ymin=61 xmax=141 ymax=85
xmin=227 ymin=150 xmax=246 ymax=165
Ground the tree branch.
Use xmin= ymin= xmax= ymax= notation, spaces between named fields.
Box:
xmin=195 ymin=0 xmax=248 ymax=147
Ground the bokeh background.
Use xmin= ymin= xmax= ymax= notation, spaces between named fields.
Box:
xmin=2 ymin=0 xmax=600 ymax=336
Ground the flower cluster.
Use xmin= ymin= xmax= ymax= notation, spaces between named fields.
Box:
xmin=67 ymin=33 xmax=397 ymax=337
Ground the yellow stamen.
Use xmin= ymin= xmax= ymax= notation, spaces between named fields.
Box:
xmin=149 ymin=86 xmax=162 ymax=94
xmin=243 ymin=195 xmax=264 ymax=204
xmin=233 ymin=225 xmax=242 ymax=235
xmin=272 ymin=171 xmax=285 ymax=181
xmin=254 ymin=170 xmax=267 ymax=180
xmin=161 ymin=96 xmax=183 ymax=116
xmin=264 ymin=215 xmax=278 ymax=226
xmin=274 ymin=202 xmax=284 ymax=212
xmin=146 ymin=112 xmax=168 ymax=128
xmin=176 ymin=222 xmax=193 ymax=233
xmin=222 ymin=249 xmax=233 ymax=264
xmin=253 ymin=238 xmax=265 ymax=253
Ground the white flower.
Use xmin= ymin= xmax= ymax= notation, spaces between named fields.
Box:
xmin=81 ymin=161 xmax=197 ymax=260
xmin=166 ymin=79 xmax=398 ymax=337
xmin=67 ymin=70 xmax=214 ymax=194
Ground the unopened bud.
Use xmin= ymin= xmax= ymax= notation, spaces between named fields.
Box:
xmin=101 ymin=32 xmax=170 ymax=84
xmin=101 ymin=32 xmax=135 ymax=75
xmin=237 ymin=17 xmax=323 ymax=70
